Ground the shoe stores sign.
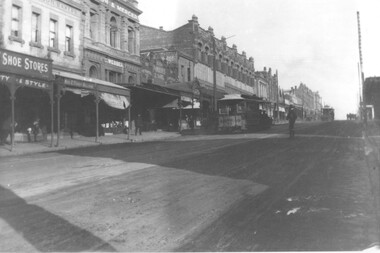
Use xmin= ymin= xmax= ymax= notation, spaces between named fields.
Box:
xmin=0 ymin=49 xmax=53 ymax=90
xmin=99 ymin=0 xmax=138 ymax=20
xmin=0 ymin=49 xmax=52 ymax=80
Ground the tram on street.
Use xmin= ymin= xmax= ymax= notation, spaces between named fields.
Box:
xmin=217 ymin=94 xmax=272 ymax=133
xmin=321 ymin=106 xmax=335 ymax=121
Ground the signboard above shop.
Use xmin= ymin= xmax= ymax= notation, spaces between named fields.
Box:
xmin=99 ymin=0 xmax=140 ymax=21
xmin=0 ymin=49 xmax=52 ymax=81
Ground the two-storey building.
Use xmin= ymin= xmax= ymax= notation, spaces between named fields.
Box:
xmin=137 ymin=15 xmax=258 ymax=130
xmin=0 ymin=0 xmax=139 ymax=147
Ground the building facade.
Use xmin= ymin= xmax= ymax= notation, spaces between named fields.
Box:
xmin=0 ymin=0 xmax=138 ymax=147
xmin=138 ymin=15 xmax=272 ymax=130
xmin=364 ymin=76 xmax=380 ymax=120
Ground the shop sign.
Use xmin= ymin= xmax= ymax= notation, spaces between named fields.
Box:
xmin=0 ymin=72 xmax=51 ymax=90
xmin=99 ymin=0 xmax=138 ymax=20
xmin=104 ymin=58 xmax=124 ymax=68
xmin=0 ymin=49 xmax=52 ymax=81
xmin=40 ymin=0 xmax=81 ymax=16
xmin=63 ymin=78 xmax=95 ymax=90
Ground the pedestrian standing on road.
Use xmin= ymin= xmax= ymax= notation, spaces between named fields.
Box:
xmin=286 ymin=105 xmax=297 ymax=138
xmin=0 ymin=116 xmax=12 ymax=145
xmin=135 ymin=114 xmax=143 ymax=135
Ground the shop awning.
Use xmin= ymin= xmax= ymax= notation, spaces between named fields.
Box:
xmin=166 ymin=81 xmax=226 ymax=100
xmin=121 ymin=83 xmax=179 ymax=97
xmin=54 ymin=70 xmax=130 ymax=97
xmin=100 ymin=93 xmax=130 ymax=109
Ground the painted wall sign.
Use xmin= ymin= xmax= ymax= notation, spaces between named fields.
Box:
xmin=0 ymin=49 xmax=52 ymax=81
xmin=104 ymin=58 xmax=124 ymax=68
xmin=99 ymin=0 xmax=138 ymax=20
xmin=0 ymin=72 xmax=51 ymax=90
xmin=40 ymin=0 xmax=81 ymax=16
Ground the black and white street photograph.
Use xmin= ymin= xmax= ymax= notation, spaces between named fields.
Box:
xmin=1 ymin=0 xmax=380 ymax=251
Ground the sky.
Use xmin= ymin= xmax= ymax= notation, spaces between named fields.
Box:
xmin=138 ymin=0 xmax=380 ymax=119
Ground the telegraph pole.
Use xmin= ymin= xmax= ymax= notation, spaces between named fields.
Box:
xmin=357 ymin=11 xmax=366 ymax=125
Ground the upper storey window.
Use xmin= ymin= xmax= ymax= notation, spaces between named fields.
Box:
xmin=110 ymin=17 xmax=117 ymax=48
xmin=128 ymin=28 xmax=135 ymax=54
xmin=90 ymin=12 xmax=98 ymax=40
xmin=11 ymin=5 xmax=21 ymax=37
xmin=49 ymin=19 xmax=58 ymax=48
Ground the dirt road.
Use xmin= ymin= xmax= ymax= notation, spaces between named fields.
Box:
xmin=0 ymin=121 xmax=378 ymax=251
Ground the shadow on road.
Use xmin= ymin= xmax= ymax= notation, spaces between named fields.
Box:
xmin=0 ymin=184 xmax=116 ymax=252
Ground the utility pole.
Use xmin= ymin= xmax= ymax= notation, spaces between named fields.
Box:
xmin=212 ymin=35 xmax=217 ymax=112
xmin=357 ymin=11 xmax=366 ymax=125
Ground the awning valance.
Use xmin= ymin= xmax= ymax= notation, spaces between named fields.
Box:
xmin=100 ymin=93 xmax=130 ymax=109
xmin=121 ymin=83 xmax=179 ymax=97
xmin=54 ymin=70 xmax=130 ymax=97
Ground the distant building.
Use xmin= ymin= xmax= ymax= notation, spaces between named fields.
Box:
xmin=364 ymin=76 xmax=380 ymax=120
xmin=283 ymin=83 xmax=322 ymax=120
xmin=138 ymin=15 xmax=273 ymax=130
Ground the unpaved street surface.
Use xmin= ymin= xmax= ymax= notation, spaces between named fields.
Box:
xmin=0 ymin=121 xmax=379 ymax=251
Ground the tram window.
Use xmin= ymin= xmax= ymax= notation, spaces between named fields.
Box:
xmin=219 ymin=105 xmax=229 ymax=115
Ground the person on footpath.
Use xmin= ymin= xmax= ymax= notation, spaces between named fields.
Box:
xmin=286 ymin=105 xmax=297 ymax=138
xmin=135 ymin=114 xmax=143 ymax=135
xmin=0 ymin=116 xmax=12 ymax=145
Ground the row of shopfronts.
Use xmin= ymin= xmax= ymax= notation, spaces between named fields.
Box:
xmin=0 ymin=0 xmax=306 ymax=151
xmin=0 ymin=48 xmax=132 ymax=150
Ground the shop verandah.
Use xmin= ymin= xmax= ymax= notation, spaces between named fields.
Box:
xmin=0 ymin=49 xmax=131 ymax=151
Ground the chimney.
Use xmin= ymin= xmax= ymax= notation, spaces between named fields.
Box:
xmin=159 ymin=26 xmax=163 ymax=30
xmin=232 ymin=44 xmax=237 ymax=51
xmin=264 ymin=67 xmax=267 ymax=72
xmin=208 ymin=26 xmax=214 ymax=36
xmin=190 ymin=14 xmax=198 ymax=24
xmin=242 ymin=51 xmax=246 ymax=58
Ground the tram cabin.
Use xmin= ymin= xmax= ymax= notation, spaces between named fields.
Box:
xmin=321 ymin=106 xmax=335 ymax=121
xmin=218 ymin=94 xmax=272 ymax=132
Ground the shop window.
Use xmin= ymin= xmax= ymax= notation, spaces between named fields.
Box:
xmin=128 ymin=28 xmax=135 ymax=53
xmin=110 ymin=17 xmax=117 ymax=48
xmin=89 ymin=66 xmax=98 ymax=78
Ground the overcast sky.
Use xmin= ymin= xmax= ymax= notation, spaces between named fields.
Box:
xmin=138 ymin=0 xmax=380 ymax=119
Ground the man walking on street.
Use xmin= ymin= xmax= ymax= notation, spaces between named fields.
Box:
xmin=286 ymin=105 xmax=297 ymax=138
xmin=135 ymin=114 xmax=143 ymax=135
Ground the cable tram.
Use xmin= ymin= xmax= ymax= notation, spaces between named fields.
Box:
xmin=217 ymin=94 xmax=272 ymax=132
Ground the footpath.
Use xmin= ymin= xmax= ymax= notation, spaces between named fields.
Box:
xmin=0 ymin=131 xmax=181 ymax=158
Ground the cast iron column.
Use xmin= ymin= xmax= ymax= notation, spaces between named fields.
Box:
xmin=94 ymin=90 xmax=100 ymax=142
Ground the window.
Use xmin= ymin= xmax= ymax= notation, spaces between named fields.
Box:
xmin=89 ymin=66 xmax=98 ymax=78
xmin=31 ymin=12 xmax=40 ymax=43
xmin=128 ymin=76 xmax=134 ymax=84
xmin=90 ymin=12 xmax=97 ymax=40
xmin=49 ymin=19 xmax=57 ymax=48
xmin=187 ymin=67 xmax=191 ymax=82
xmin=128 ymin=28 xmax=135 ymax=53
xmin=65 ymin=25 xmax=73 ymax=52
xmin=110 ymin=17 xmax=117 ymax=48
xmin=11 ymin=5 xmax=21 ymax=37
